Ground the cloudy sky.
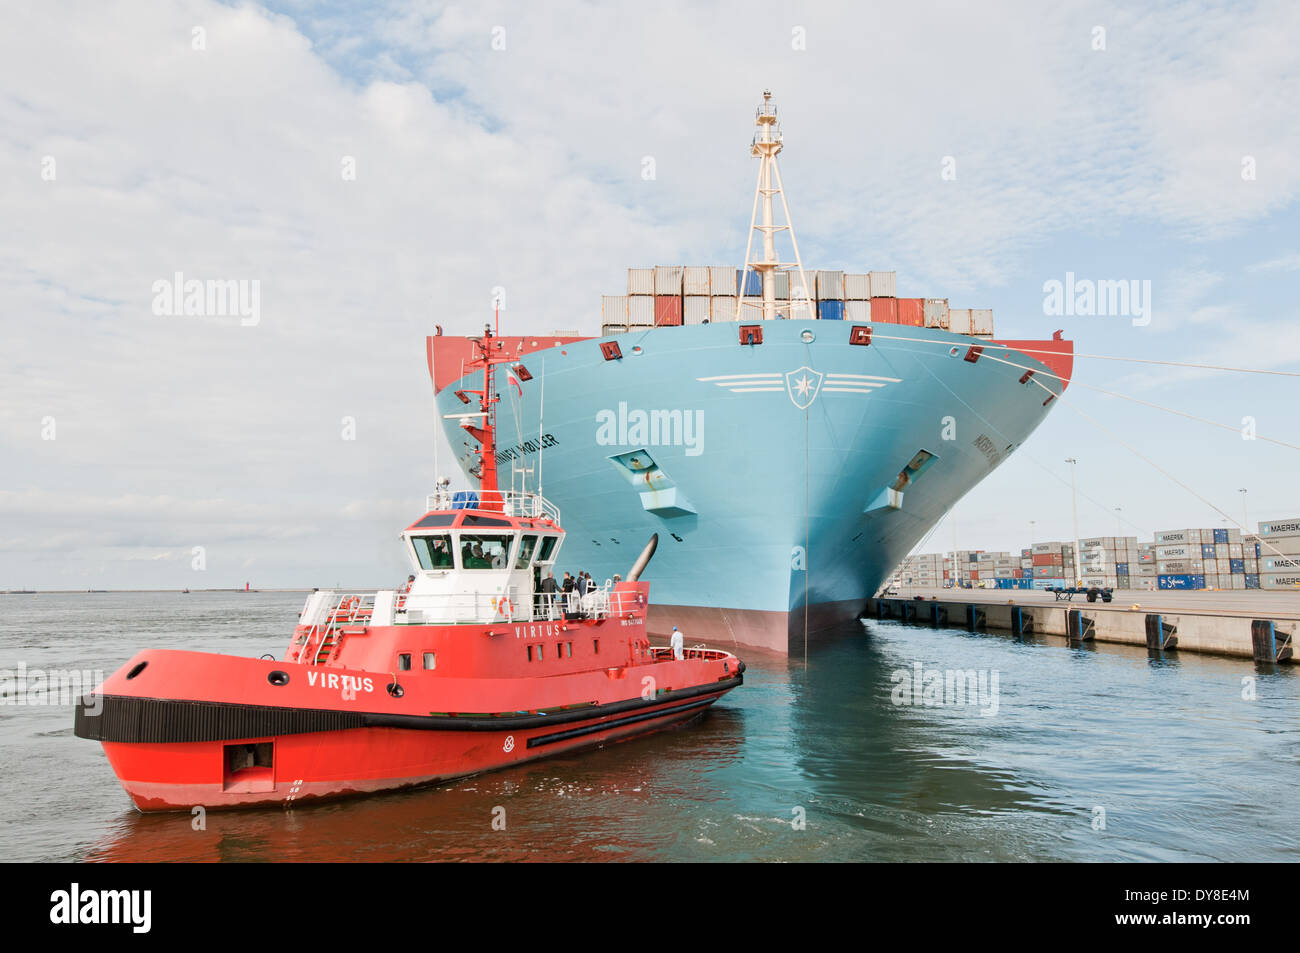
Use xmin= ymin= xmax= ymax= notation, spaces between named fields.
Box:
xmin=2 ymin=0 xmax=1298 ymax=589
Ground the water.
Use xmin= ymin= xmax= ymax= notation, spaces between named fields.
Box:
xmin=2 ymin=591 xmax=1296 ymax=862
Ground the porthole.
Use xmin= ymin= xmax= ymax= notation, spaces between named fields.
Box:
xmin=126 ymin=661 xmax=147 ymax=680
xmin=386 ymin=682 xmax=404 ymax=698
xmin=949 ymin=346 xmax=961 ymax=357
xmin=801 ymin=329 xmax=815 ymax=343
xmin=267 ymin=670 xmax=290 ymax=687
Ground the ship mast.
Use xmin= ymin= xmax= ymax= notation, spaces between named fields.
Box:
xmin=737 ymin=90 xmax=816 ymax=322
xmin=459 ymin=324 xmax=504 ymax=511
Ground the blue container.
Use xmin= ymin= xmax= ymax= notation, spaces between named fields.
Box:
xmin=1213 ymin=528 xmax=1229 ymax=544
xmin=1255 ymin=543 xmax=1262 ymax=557
xmin=737 ymin=269 xmax=762 ymax=296
xmin=1116 ymin=562 xmax=1129 ymax=573
xmin=451 ymin=490 xmax=480 ymax=509
xmin=1158 ymin=574 xmax=1206 ymax=590
xmin=1245 ymin=573 xmax=1260 ymax=589
xmin=1230 ymin=558 xmax=1245 ymax=574
xmin=818 ymin=299 xmax=844 ymax=320
xmin=1201 ymin=543 xmax=1217 ymax=559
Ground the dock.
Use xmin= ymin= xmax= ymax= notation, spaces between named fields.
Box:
xmin=867 ymin=587 xmax=1298 ymax=662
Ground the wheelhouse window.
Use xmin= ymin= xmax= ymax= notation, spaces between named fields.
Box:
xmin=515 ymin=535 xmax=538 ymax=569
xmin=536 ymin=535 xmax=559 ymax=563
xmin=460 ymin=534 xmax=511 ymax=569
xmin=411 ymin=534 xmax=455 ymax=570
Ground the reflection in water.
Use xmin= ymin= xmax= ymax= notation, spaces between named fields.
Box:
xmin=4 ymin=593 xmax=1297 ymax=862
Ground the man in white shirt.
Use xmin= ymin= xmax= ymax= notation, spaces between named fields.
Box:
xmin=670 ymin=626 xmax=684 ymax=660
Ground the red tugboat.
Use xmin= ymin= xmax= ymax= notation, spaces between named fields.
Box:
xmin=75 ymin=328 xmax=744 ymax=811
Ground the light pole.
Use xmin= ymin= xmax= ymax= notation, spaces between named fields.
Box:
xmin=1114 ymin=506 xmax=1122 ymax=538
xmin=1239 ymin=488 xmax=1248 ymax=534
xmin=1066 ymin=458 xmax=1081 ymax=585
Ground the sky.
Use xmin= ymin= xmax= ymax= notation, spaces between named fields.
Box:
xmin=2 ymin=0 xmax=1298 ymax=588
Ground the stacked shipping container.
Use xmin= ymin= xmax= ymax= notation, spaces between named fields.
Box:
xmin=608 ymin=266 xmax=994 ymax=336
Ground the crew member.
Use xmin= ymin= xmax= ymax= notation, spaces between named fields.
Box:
xmin=670 ymin=625 xmax=684 ymax=661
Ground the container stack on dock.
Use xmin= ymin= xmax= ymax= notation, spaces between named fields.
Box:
xmin=600 ymin=266 xmax=994 ymax=337
xmin=895 ymin=517 xmax=1300 ymax=593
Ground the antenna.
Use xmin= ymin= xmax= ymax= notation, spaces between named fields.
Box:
xmin=538 ymin=356 xmax=545 ymax=497
xmin=736 ymin=90 xmax=816 ymax=323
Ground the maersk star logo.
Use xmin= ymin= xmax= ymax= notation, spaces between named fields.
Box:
xmin=785 ymin=366 xmax=823 ymax=409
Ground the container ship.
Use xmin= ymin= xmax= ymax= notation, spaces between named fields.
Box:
xmin=428 ymin=92 xmax=1073 ymax=653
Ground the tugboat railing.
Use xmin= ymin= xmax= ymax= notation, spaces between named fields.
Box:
xmin=425 ymin=489 xmax=560 ymax=523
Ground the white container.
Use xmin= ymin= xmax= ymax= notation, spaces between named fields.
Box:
xmin=843 ymin=273 xmax=870 ymax=300
xmin=600 ymin=323 xmax=627 ymax=336
xmin=710 ymin=296 xmax=737 ymax=321
xmin=709 ymin=266 xmax=737 ymax=295
xmin=683 ymin=266 xmax=710 ymax=296
xmin=683 ymin=295 xmax=710 ymax=325
xmin=844 ymin=300 xmax=869 ymax=322
xmin=948 ymin=308 xmax=972 ymax=335
xmin=816 ymin=271 xmax=844 ymax=300
xmin=628 ymin=295 xmax=654 ymax=326
xmin=868 ymin=271 xmax=896 ymax=297
xmin=924 ymin=298 xmax=949 ymax=329
xmin=627 ymin=268 xmax=654 ymax=295
xmin=1155 ymin=544 xmax=1196 ymax=560
xmin=601 ymin=295 xmax=628 ymax=323
xmin=788 ymin=272 xmax=814 ymax=301
xmin=739 ymin=296 xmax=767 ymax=320
xmin=653 ymin=265 xmax=682 ymax=295
xmin=971 ymin=308 xmax=994 ymax=335
xmin=1263 ymin=574 xmax=1300 ymax=589
xmin=1259 ymin=517 xmax=1300 ymax=539
xmin=775 ymin=271 xmax=790 ymax=300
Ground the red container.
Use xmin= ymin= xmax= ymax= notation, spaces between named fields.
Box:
xmin=897 ymin=297 xmax=925 ymax=327
xmin=870 ymin=297 xmax=898 ymax=324
xmin=1032 ymin=553 xmax=1063 ymax=566
xmin=654 ymin=295 xmax=682 ymax=326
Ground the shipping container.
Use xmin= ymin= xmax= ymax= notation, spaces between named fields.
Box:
xmin=843 ymin=273 xmax=870 ymax=300
xmin=844 ymin=300 xmax=869 ymax=322
xmin=1263 ymin=556 xmax=1300 ymax=571
xmin=870 ymin=297 xmax=899 ymax=324
xmin=868 ymin=271 xmax=896 ymax=298
xmin=653 ymin=295 xmax=682 ymax=327
xmin=737 ymin=269 xmax=763 ymax=296
xmin=653 ymin=265 xmax=682 ymax=295
xmin=709 ymin=266 xmax=737 ymax=295
xmin=627 ymin=268 xmax=654 ymax=295
xmin=1263 ymin=574 xmax=1300 ymax=588
xmin=738 ymin=296 xmax=768 ymax=320
xmin=948 ymin=308 xmax=972 ymax=335
xmin=1201 ymin=544 xmax=1217 ymax=559
xmin=682 ymin=266 xmax=710 ymax=296
xmin=1245 ymin=573 xmax=1260 ymax=588
xmin=1155 ymin=544 xmax=1196 ymax=560
xmin=897 ymin=298 xmax=925 ymax=327
xmin=1158 ymin=560 xmax=1204 ymax=574
xmin=970 ymin=308 xmax=994 ymax=335
xmin=818 ymin=299 xmax=845 ymax=320
xmin=710 ymin=296 xmax=737 ymax=321
xmin=600 ymin=323 xmax=628 ymax=336
xmin=683 ymin=296 xmax=710 ymax=325
xmin=774 ymin=271 xmax=789 ymax=300
xmin=1258 ymin=517 xmax=1300 ymax=538
xmin=788 ymin=271 xmax=814 ymax=301
xmin=628 ymin=295 xmax=654 ymax=326
xmin=816 ymin=271 xmax=844 ymax=300
xmin=601 ymin=295 xmax=628 ymax=323
xmin=1158 ymin=574 xmax=1205 ymax=590
xmin=923 ymin=298 xmax=949 ymax=329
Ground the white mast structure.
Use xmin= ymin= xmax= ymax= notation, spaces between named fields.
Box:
xmin=735 ymin=90 xmax=817 ymax=323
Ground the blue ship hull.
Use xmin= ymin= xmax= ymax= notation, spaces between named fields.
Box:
xmin=434 ymin=322 xmax=1067 ymax=652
